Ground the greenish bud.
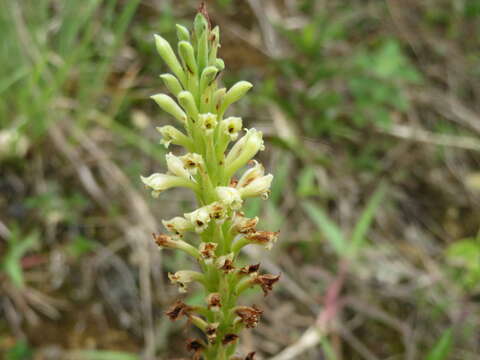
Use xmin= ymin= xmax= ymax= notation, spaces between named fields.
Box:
xmin=209 ymin=26 xmax=220 ymax=65
xmin=178 ymin=41 xmax=198 ymax=75
xmin=194 ymin=13 xmax=209 ymax=39
xmin=214 ymin=58 xmax=225 ymax=72
xmin=178 ymin=90 xmax=199 ymax=121
xmin=199 ymin=66 xmax=218 ymax=92
xmin=160 ymin=74 xmax=183 ymax=97
xmin=221 ymin=81 xmax=253 ymax=114
xmin=154 ymin=34 xmax=186 ymax=85
xmin=213 ymin=88 xmax=226 ymax=112
xmin=151 ymin=93 xmax=187 ymax=123
xmin=176 ymin=24 xmax=190 ymax=42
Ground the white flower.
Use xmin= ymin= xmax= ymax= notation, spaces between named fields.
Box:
xmin=166 ymin=152 xmax=190 ymax=179
xmin=207 ymin=201 xmax=228 ymax=223
xmin=162 ymin=216 xmax=192 ymax=236
xmin=220 ymin=117 xmax=242 ymax=141
xmin=185 ymin=206 xmax=211 ymax=233
xmin=179 ymin=153 xmax=204 ymax=176
xmin=156 ymin=125 xmax=189 ymax=148
xmin=168 ymin=270 xmax=203 ymax=293
xmin=140 ymin=173 xmax=194 ymax=198
xmin=199 ymin=113 xmax=218 ymax=134
xmin=238 ymin=174 xmax=273 ymax=200
xmin=237 ymin=160 xmax=265 ymax=188
xmin=216 ymin=186 xmax=243 ymax=210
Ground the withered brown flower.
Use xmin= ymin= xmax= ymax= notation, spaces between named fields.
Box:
xmin=165 ymin=300 xmax=192 ymax=321
xmin=222 ymin=333 xmax=239 ymax=345
xmin=235 ymin=305 xmax=263 ymax=328
xmin=253 ymin=274 xmax=280 ymax=296
xmin=206 ymin=292 xmax=222 ymax=311
xmin=239 ymin=263 xmax=260 ymax=275
xmin=186 ymin=338 xmax=205 ymax=360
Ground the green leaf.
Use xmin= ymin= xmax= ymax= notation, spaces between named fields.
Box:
xmin=349 ymin=183 xmax=386 ymax=258
xmin=303 ymin=202 xmax=347 ymax=256
xmin=424 ymin=328 xmax=454 ymax=360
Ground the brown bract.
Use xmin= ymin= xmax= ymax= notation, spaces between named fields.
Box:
xmin=254 ymin=274 xmax=281 ymax=296
xmin=235 ymin=305 xmax=263 ymax=328
xmin=165 ymin=300 xmax=192 ymax=321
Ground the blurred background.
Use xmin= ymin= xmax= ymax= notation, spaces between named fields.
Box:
xmin=1 ymin=0 xmax=479 ymax=359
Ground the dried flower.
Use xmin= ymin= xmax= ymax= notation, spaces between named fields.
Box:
xmin=165 ymin=300 xmax=192 ymax=321
xmin=235 ymin=305 xmax=263 ymax=328
xmin=206 ymin=293 xmax=222 ymax=312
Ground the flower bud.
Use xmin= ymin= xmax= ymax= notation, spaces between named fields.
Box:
xmin=162 ymin=216 xmax=192 ymax=236
xmin=178 ymin=41 xmax=198 ymax=75
xmin=198 ymin=113 xmax=217 ymax=134
xmin=168 ymin=270 xmax=204 ymax=293
xmin=194 ymin=13 xmax=209 ymax=71
xmin=214 ymin=58 xmax=225 ymax=71
xmin=237 ymin=160 xmax=264 ymax=188
xmin=156 ymin=125 xmax=190 ymax=149
xmin=151 ymin=94 xmax=187 ymax=124
xmin=199 ymin=242 xmax=217 ymax=264
xmin=166 ymin=152 xmax=191 ymax=179
xmin=185 ymin=206 xmax=211 ymax=233
xmin=199 ymin=66 xmax=218 ymax=92
xmin=238 ymin=174 xmax=273 ymax=200
xmin=225 ymin=128 xmax=265 ymax=178
xmin=177 ymin=90 xmax=199 ymax=121
xmin=220 ymin=117 xmax=242 ymax=141
xmin=220 ymin=81 xmax=253 ymax=114
xmin=215 ymin=186 xmax=243 ymax=210
xmin=213 ymin=87 xmax=226 ymax=112
xmin=160 ymin=74 xmax=183 ymax=97
xmin=141 ymin=173 xmax=195 ymax=198
xmin=176 ymin=24 xmax=190 ymax=42
xmin=154 ymin=34 xmax=186 ymax=85
xmin=209 ymin=26 xmax=220 ymax=64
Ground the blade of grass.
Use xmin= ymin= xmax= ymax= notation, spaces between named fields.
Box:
xmin=303 ymin=201 xmax=347 ymax=256
xmin=424 ymin=328 xmax=453 ymax=360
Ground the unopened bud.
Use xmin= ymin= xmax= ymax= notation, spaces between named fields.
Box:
xmin=221 ymin=81 xmax=253 ymax=114
xmin=178 ymin=90 xmax=199 ymax=121
xmin=154 ymin=34 xmax=186 ymax=85
xmin=176 ymin=24 xmax=190 ymax=42
xmin=225 ymin=128 xmax=265 ymax=179
xmin=178 ymin=41 xmax=198 ymax=75
xmin=160 ymin=74 xmax=183 ymax=97
xmin=151 ymin=94 xmax=187 ymax=124
xmin=200 ymin=66 xmax=218 ymax=92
